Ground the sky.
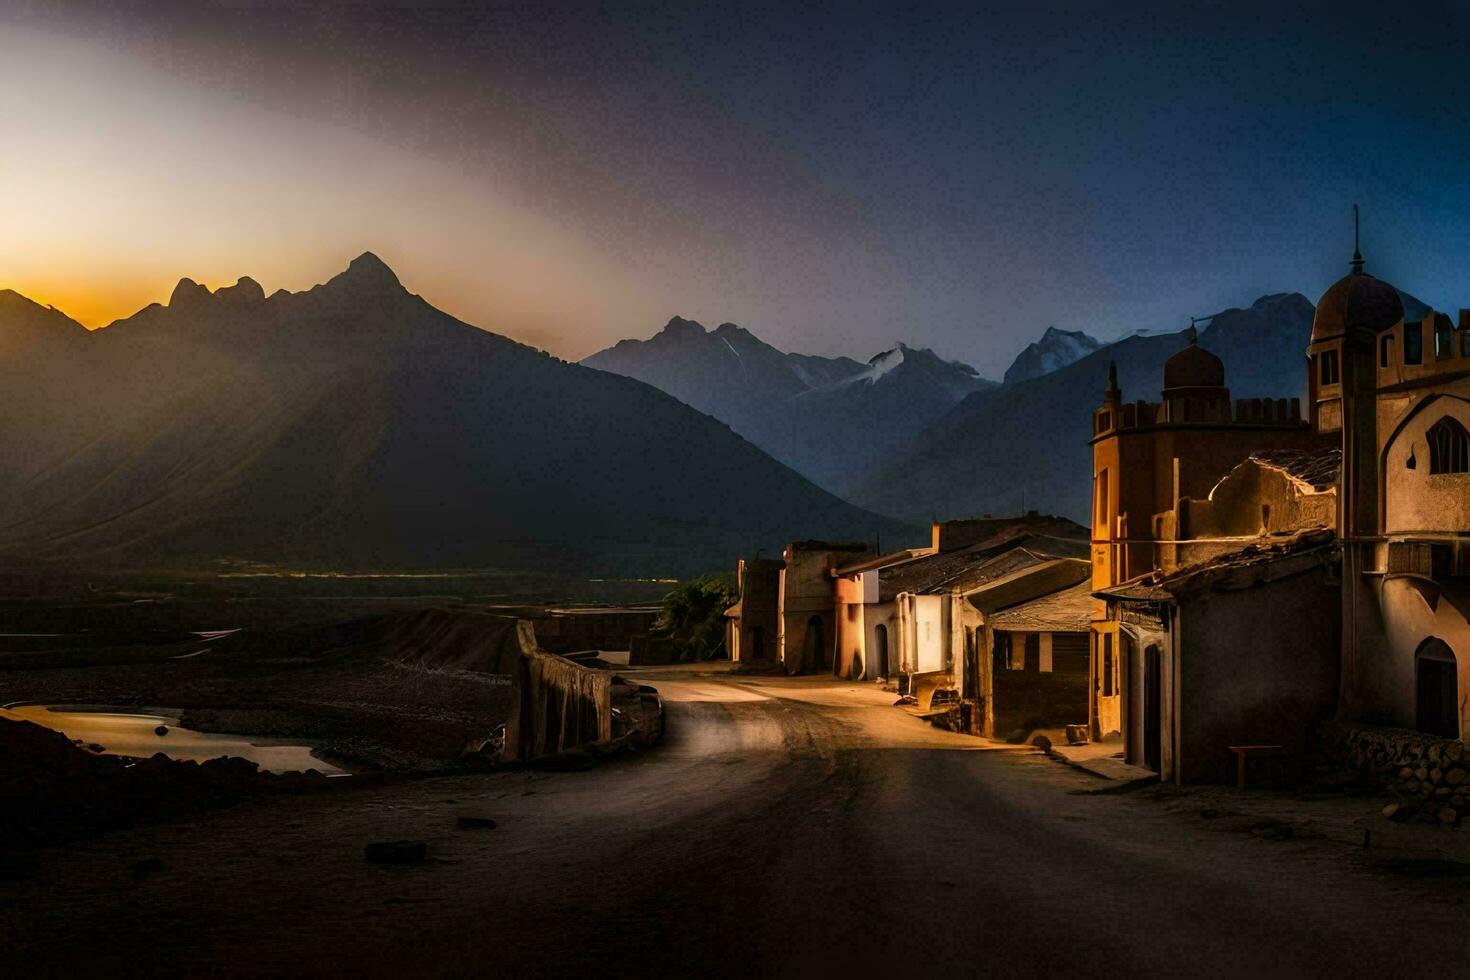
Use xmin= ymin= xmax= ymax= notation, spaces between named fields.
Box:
xmin=4 ymin=1 xmax=1470 ymax=371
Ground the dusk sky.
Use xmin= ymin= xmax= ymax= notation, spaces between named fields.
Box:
xmin=5 ymin=1 xmax=1470 ymax=369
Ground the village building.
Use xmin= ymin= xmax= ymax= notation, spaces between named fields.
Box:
xmin=1090 ymin=223 xmax=1470 ymax=783
xmin=1096 ymin=530 xmax=1341 ymax=781
xmin=833 ymin=514 xmax=1093 ymax=736
xmin=724 ymin=557 xmax=783 ymax=664
xmin=1305 ymin=240 xmax=1470 ymax=738
xmin=1088 ymin=330 xmax=1326 ymax=754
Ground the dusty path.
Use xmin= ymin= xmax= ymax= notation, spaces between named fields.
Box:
xmin=6 ymin=664 xmax=1470 ymax=977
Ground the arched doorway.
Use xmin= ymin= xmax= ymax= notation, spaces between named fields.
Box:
xmin=803 ymin=616 xmax=827 ymax=673
xmin=874 ymin=624 xmax=889 ymax=679
xmin=1143 ymin=643 xmax=1162 ymax=773
xmin=1416 ymin=638 xmax=1459 ymax=738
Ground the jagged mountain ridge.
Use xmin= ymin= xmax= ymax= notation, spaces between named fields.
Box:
xmin=1002 ymin=326 xmax=1104 ymax=385
xmin=0 ymin=255 xmax=916 ymax=575
xmin=583 ymin=324 xmax=995 ymax=493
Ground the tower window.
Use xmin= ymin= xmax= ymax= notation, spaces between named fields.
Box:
xmin=1428 ymin=417 xmax=1469 ymax=474
xmin=1318 ymin=349 xmax=1340 ymax=386
xmin=1381 ymin=335 xmax=1394 ymax=367
xmin=1462 ymin=330 xmax=1470 ymax=358
xmin=1437 ymin=320 xmax=1455 ymax=360
xmin=1405 ymin=323 xmax=1424 ymax=365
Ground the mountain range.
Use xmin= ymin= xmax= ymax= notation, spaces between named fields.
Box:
xmin=0 ymin=255 xmax=915 ymax=576
xmin=583 ymin=321 xmax=995 ymax=491
xmin=586 ymin=289 xmax=1407 ymax=526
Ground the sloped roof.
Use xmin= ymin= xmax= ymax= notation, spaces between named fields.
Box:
xmin=1096 ymin=528 xmax=1337 ymax=603
xmin=833 ymin=546 xmax=934 ymax=577
xmin=1249 ymin=446 xmax=1340 ymax=492
xmin=880 ymin=545 xmax=1044 ymax=601
xmin=988 ymin=581 xmax=1094 ymax=632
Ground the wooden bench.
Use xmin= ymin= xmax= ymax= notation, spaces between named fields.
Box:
xmin=1228 ymin=744 xmax=1286 ymax=790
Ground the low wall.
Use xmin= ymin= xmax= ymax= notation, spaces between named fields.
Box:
xmin=503 ymin=651 xmax=613 ymax=762
xmin=1320 ymin=723 xmax=1470 ymax=825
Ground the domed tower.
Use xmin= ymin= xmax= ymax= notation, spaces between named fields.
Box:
xmin=1308 ymin=206 xmax=1403 ymax=538
xmin=1307 ymin=235 xmax=1403 ymax=435
xmin=1160 ymin=324 xmax=1230 ymax=422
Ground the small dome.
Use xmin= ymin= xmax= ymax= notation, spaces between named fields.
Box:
xmin=1311 ymin=271 xmax=1403 ymax=342
xmin=1163 ymin=339 xmax=1224 ymax=390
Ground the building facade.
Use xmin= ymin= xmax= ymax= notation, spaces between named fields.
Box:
xmin=1089 ymin=334 xmax=1325 ymax=741
xmin=1307 ymin=252 xmax=1470 ymax=737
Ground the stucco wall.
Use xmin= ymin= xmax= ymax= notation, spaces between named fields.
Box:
xmin=1382 ymin=393 xmax=1470 ymax=533
xmin=1177 ymin=562 xmax=1340 ymax=783
xmin=1372 ymin=578 xmax=1470 ymax=735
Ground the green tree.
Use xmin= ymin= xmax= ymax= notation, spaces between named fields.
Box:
xmin=658 ymin=576 xmax=737 ymax=662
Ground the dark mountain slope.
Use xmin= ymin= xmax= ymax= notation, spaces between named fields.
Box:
xmin=0 ymin=255 xmax=914 ymax=575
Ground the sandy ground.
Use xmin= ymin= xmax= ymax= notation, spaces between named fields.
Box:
xmin=7 ymin=663 xmax=1470 ymax=977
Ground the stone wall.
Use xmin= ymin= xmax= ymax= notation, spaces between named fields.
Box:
xmin=1320 ymin=723 xmax=1470 ymax=825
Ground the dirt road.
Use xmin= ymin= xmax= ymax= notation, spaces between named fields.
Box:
xmin=7 ymin=664 xmax=1469 ymax=977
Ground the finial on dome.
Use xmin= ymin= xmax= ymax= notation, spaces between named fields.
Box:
xmin=1350 ymin=203 xmax=1364 ymax=274
xmin=1187 ymin=318 xmax=1199 ymax=346
xmin=1106 ymin=359 xmax=1118 ymax=393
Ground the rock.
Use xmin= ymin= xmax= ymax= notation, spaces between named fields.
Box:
xmin=1440 ymin=807 xmax=1459 ymax=825
xmin=1447 ymin=742 xmax=1465 ymax=763
xmin=1383 ymin=802 xmax=1406 ymax=821
xmin=1449 ymin=768 xmax=1466 ymax=786
xmin=155 ymin=726 xmax=168 ymax=737
xmin=1432 ymin=768 xmax=1445 ymax=783
xmin=1416 ymin=767 xmax=1429 ymax=781
xmin=364 ymin=841 xmax=427 ymax=865
xmin=1429 ymin=744 xmax=1443 ymax=764
xmin=1399 ymin=767 xmax=1415 ymax=781
xmin=455 ymin=816 xmax=498 ymax=830
xmin=1031 ymin=735 xmax=1053 ymax=752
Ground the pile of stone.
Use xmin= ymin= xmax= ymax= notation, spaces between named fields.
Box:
xmin=1322 ymin=723 xmax=1469 ymax=826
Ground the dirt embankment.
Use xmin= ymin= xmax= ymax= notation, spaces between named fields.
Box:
xmin=0 ymin=607 xmax=526 ymax=772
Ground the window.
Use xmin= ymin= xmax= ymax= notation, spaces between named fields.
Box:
xmin=1101 ymin=634 xmax=1115 ymax=697
xmin=1439 ymin=322 xmax=1456 ymax=360
xmin=993 ymin=633 xmax=1013 ymax=673
xmin=1405 ymin=323 xmax=1423 ymax=365
xmin=1096 ymin=468 xmax=1110 ymax=530
xmin=1318 ymin=349 xmax=1340 ymax=386
xmin=1462 ymin=330 xmax=1470 ymax=358
xmin=1428 ymin=417 xmax=1470 ymax=474
xmin=1381 ymin=335 xmax=1394 ymax=368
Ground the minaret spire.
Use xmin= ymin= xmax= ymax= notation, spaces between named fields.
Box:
xmin=1350 ymin=203 xmax=1364 ymax=274
xmin=1105 ymin=359 xmax=1119 ymax=394
xmin=1187 ymin=317 xmax=1199 ymax=345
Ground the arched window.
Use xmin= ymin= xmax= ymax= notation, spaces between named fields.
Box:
xmin=1427 ymin=417 xmax=1470 ymax=474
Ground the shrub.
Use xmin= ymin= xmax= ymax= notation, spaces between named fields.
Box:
xmin=658 ymin=577 xmax=737 ymax=662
